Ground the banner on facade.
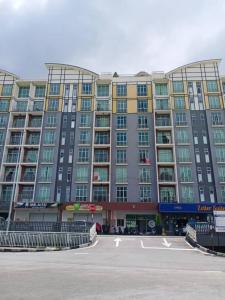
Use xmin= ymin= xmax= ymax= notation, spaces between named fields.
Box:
xmin=15 ymin=202 xmax=58 ymax=209
xmin=65 ymin=203 xmax=103 ymax=212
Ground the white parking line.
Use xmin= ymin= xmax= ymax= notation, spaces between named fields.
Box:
xmin=140 ymin=240 xmax=197 ymax=251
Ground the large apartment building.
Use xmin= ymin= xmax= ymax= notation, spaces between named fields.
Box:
xmin=1 ymin=59 xmax=225 ymax=233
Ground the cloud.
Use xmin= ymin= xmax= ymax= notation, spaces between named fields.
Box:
xmin=0 ymin=0 xmax=225 ymax=78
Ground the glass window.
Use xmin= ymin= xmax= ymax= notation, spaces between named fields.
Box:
xmin=93 ymin=186 xmax=109 ymax=202
xmin=94 ymin=149 xmax=109 ymax=163
xmin=76 ymin=185 xmax=88 ymax=201
xmin=37 ymin=185 xmax=50 ymax=202
xmin=116 ymin=149 xmax=127 ymax=163
xmin=176 ymin=128 xmax=189 ymax=143
xmin=181 ymin=186 xmax=194 ymax=202
xmin=82 ymin=83 xmax=92 ymax=95
xmin=137 ymin=99 xmax=148 ymax=112
xmin=1 ymin=84 xmax=13 ymax=96
xmin=180 ymin=166 xmax=192 ymax=182
xmin=49 ymin=83 xmax=60 ymax=95
xmin=138 ymin=132 xmax=149 ymax=146
xmin=46 ymin=114 xmax=56 ymax=127
xmin=138 ymin=115 xmax=148 ymax=128
xmin=76 ymin=166 xmax=89 ymax=182
xmin=155 ymin=114 xmax=171 ymax=126
xmin=175 ymin=112 xmax=187 ymax=126
xmin=93 ymin=167 xmax=108 ymax=182
xmin=0 ymin=115 xmax=8 ymax=128
xmin=140 ymin=186 xmax=151 ymax=202
xmin=137 ymin=84 xmax=147 ymax=96
xmin=117 ymin=115 xmax=127 ymax=129
xmin=33 ymin=101 xmax=44 ymax=111
xmin=96 ymin=100 xmax=109 ymax=111
xmin=39 ymin=166 xmax=53 ymax=181
xmin=155 ymin=83 xmax=168 ymax=95
xmin=48 ymin=99 xmax=59 ymax=111
xmin=156 ymin=98 xmax=169 ymax=110
xmin=35 ymin=86 xmax=46 ymax=98
xmin=80 ymin=114 xmax=91 ymax=127
xmin=80 ymin=131 xmax=91 ymax=144
xmin=95 ymin=131 xmax=109 ymax=144
xmin=207 ymin=80 xmax=218 ymax=92
xmin=81 ymin=98 xmax=92 ymax=111
xmin=0 ymin=130 xmax=5 ymax=144
xmin=211 ymin=112 xmax=222 ymax=125
xmin=1 ymin=185 xmax=13 ymax=201
xmin=216 ymin=147 xmax=225 ymax=162
xmin=177 ymin=148 xmax=191 ymax=162
xmin=139 ymin=167 xmax=151 ymax=183
xmin=156 ymin=131 xmax=172 ymax=144
xmin=159 ymin=167 xmax=174 ymax=182
xmin=158 ymin=149 xmax=173 ymax=162
xmin=18 ymin=86 xmax=30 ymax=98
xmin=116 ymin=186 xmax=127 ymax=202
xmin=95 ymin=115 xmax=110 ymax=127
xmin=208 ymin=95 xmax=220 ymax=109
xmin=78 ymin=147 xmax=89 ymax=162
xmin=117 ymin=132 xmax=127 ymax=146
xmin=173 ymin=81 xmax=184 ymax=93
xmin=97 ymin=84 xmax=109 ymax=97
xmin=64 ymin=84 xmax=70 ymax=97
xmin=0 ymin=99 xmax=9 ymax=112
xmin=174 ymin=96 xmax=185 ymax=109
xmin=221 ymin=186 xmax=225 ymax=202
xmin=139 ymin=149 xmax=150 ymax=163
xmin=116 ymin=167 xmax=127 ymax=183
xmin=43 ymin=131 xmax=55 ymax=144
xmin=159 ymin=186 xmax=176 ymax=203
xmin=213 ymin=128 xmax=225 ymax=144
xmin=117 ymin=100 xmax=127 ymax=113
xmin=116 ymin=84 xmax=127 ymax=96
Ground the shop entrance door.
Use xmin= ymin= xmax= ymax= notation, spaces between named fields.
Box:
xmin=126 ymin=214 xmax=156 ymax=234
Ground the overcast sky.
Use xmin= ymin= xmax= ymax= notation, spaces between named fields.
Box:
xmin=0 ymin=0 xmax=225 ymax=79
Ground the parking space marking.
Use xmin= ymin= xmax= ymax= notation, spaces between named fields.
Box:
xmin=140 ymin=240 xmax=197 ymax=251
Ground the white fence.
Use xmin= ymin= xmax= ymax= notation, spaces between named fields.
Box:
xmin=0 ymin=224 xmax=97 ymax=248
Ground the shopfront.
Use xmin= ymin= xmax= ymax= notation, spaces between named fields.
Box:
xmin=159 ymin=203 xmax=225 ymax=235
xmin=62 ymin=203 xmax=104 ymax=224
xmin=14 ymin=202 xmax=59 ymax=221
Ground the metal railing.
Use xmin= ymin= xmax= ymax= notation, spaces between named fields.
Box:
xmin=186 ymin=224 xmax=197 ymax=242
xmin=0 ymin=231 xmax=90 ymax=248
xmin=0 ymin=222 xmax=96 ymax=249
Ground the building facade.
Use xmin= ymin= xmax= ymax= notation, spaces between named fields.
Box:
xmin=1 ymin=59 xmax=225 ymax=233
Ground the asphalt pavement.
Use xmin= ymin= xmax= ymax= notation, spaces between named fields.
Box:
xmin=0 ymin=236 xmax=225 ymax=300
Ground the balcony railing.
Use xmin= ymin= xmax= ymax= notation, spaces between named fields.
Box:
xmin=155 ymin=119 xmax=171 ymax=126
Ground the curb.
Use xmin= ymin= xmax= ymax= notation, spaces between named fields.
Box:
xmin=185 ymin=235 xmax=225 ymax=257
xmin=0 ymin=242 xmax=93 ymax=252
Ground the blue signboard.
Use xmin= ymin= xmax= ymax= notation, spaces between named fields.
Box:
xmin=159 ymin=203 xmax=225 ymax=214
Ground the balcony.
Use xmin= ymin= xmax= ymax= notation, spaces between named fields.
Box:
xmin=12 ymin=118 xmax=26 ymax=128
xmin=17 ymin=191 xmax=34 ymax=201
xmin=96 ymin=101 xmax=110 ymax=112
xmin=94 ymin=150 xmax=109 ymax=163
xmin=155 ymin=116 xmax=171 ymax=127
xmin=26 ymin=133 xmax=40 ymax=145
xmin=9 ymin=135 xmax=23 ymax=145
xmin=28 ymin=117 xmax=42 ymax=128
xmin=6 ymin=152 xmax=19 ymax=163
xmin=158 ymin=173 xmax=175 ymax=182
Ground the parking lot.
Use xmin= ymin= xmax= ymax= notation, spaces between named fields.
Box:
xmin=0 ymin=236 xmax=225 ymax=300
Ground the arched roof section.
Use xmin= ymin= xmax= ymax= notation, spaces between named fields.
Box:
xmin=166 ymin=59 xmax=221 ymax=76
xmin=0 ymin=68 xmax=19 ymax=79
xmin=45 ymin=63 xmax=99 ymax=77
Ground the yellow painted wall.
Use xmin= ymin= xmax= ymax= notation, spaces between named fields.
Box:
xmin=0 ymin=85 xmax=2 ymax=96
